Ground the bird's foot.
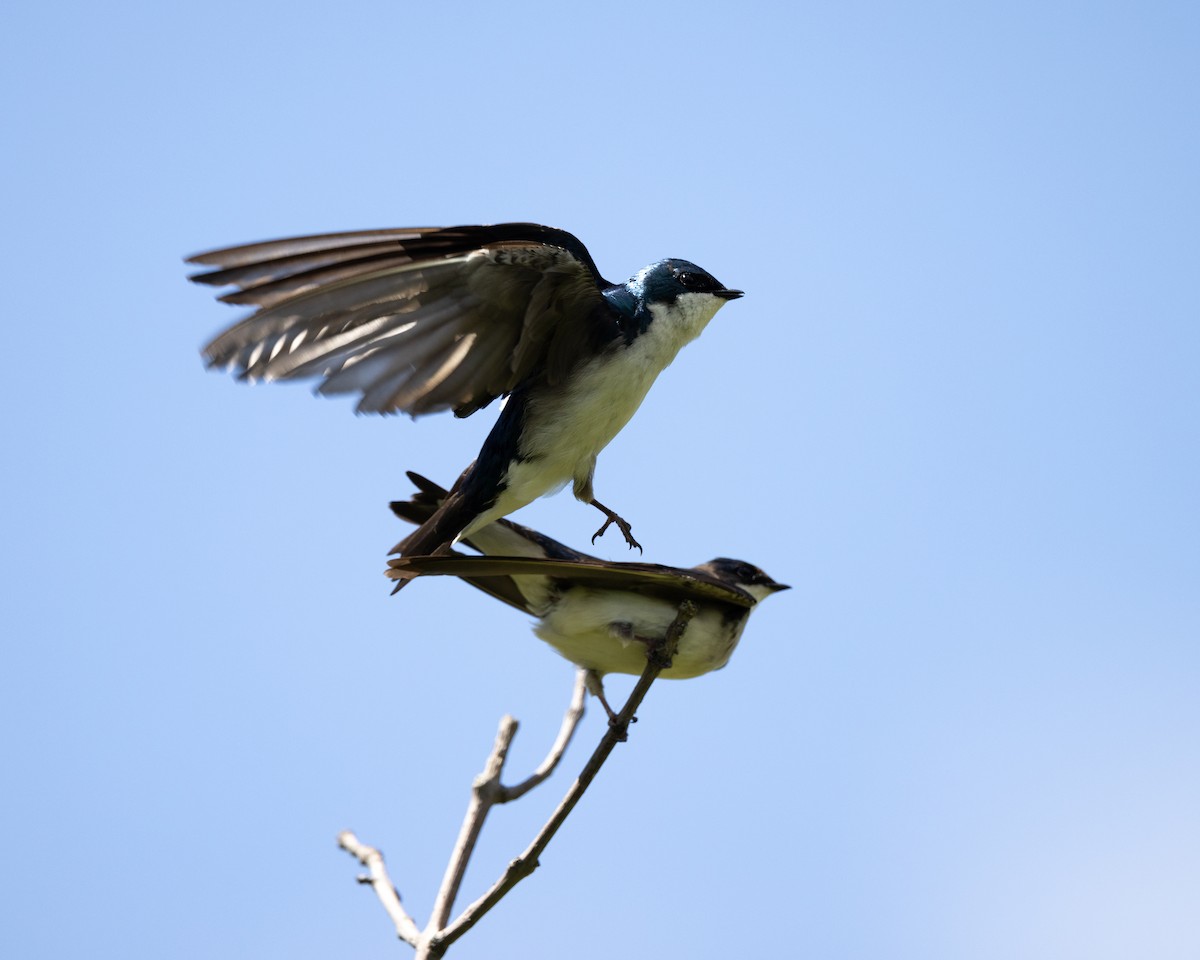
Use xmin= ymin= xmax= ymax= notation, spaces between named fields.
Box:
xmin=609 ymin=713 xmax=637 ymax=741
xmin=585 ymin=668 xmax=635 ymax=739
xmin=588 ymin=499 xmax=642 ymax=552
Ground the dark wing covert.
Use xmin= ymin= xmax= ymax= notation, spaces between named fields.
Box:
xmin=384 ymin=555 xmax=757 ymax=607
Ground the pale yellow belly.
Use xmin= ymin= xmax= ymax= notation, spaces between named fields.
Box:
xmin=534 ymin=589 xmax=742 ymax=679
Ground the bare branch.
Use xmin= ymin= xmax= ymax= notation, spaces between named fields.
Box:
xmin=429 ymin=714 xmax=518 ymax=931
xmin=429 ymin=668 xmax=588 ymax=927
xmin=341 ymin=601 xmax=698 ymax=957
xmin=433 ymin=600 xmax=697 ymax=952
xmin=498 ymin=668 xmax=588 ymax=802
xmin=337 ymin=830 xmax=421 ymax=946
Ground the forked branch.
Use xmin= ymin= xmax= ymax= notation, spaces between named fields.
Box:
xmin=339 ymin=600 xmax=698 ymax=957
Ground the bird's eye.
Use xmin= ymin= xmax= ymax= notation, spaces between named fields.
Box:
xmin=676 ymin=270 xmax=714 ymax=292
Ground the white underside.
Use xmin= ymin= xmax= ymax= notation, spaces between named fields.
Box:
xmin=457 ymin=293 xmax=725 ymax=538
xmin=533 ymin=588 xmax=745 ymax=679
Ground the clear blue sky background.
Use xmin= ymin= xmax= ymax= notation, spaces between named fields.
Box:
xmin=3 ymin=2 xmax=1197 ymax=958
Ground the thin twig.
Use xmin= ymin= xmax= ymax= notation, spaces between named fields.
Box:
xmin=340 ymin=601 xmax=696 ymax=957
xmin=337 ymin=830 xmax=421 ymax=946
xmin=428 ymin=715 xmax=518 ymax=932
xmin=433 ymin=600 xmax=697 ymax=952
xmin=340 ymin=667 xmax=591 ymax=955
xmin=498 ymin=669 xmax=588 ymax=802
xmin=429 ymin=668 xmax=589 ymax=929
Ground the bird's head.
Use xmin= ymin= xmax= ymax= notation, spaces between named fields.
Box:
xmin=698 ymin=558 xmax=790 ymax=603
xmin=628 ymin=258 xmax=743 ymax=306
xmin=619 ymin=259 xmax=743 ymax=340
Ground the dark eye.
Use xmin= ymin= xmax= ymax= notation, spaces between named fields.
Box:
xmin=675 ymin=269 xmax=716 ymax=293
xmin=737 ymin=563 xmax=758 ymax=581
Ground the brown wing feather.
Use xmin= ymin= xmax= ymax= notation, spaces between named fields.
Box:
xmin=385 ymin=555 xmax=756 ymax=607
xmin=190 ymin=224 xmax=616 ymax=417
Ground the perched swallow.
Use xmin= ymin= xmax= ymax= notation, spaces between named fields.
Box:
xmin=188 ymin=223 xmax=742 ymax=581
xmin=387 ymin=473 xmax=788 ymax=714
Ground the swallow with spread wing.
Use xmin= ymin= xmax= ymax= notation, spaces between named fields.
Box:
xmin=188 ymin=223 xmax=742 ymax=584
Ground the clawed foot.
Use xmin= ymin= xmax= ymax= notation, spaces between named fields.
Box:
xmin=588 ymin=499 xmax=642 ymax=552
xmin=584 ymin=669 xmax=636 ymax=739
xmin=609 ymin=713 xmax=637 ymax=741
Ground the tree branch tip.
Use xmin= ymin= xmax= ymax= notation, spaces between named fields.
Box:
xmin=338 ymin=831 xmax=367 ymax=856
xmin=497 ymin=714 xmax=519 ymax=738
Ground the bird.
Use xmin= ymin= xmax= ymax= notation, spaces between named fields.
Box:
xmin=387 ymin=472 xmax=789 ymax=716
xmin=187 ymin=222 xmax=743 ymax=582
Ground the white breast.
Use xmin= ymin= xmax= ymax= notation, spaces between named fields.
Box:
xmin=457 ymin=293 xmax=727 ymax=538
xmin=506 ymin=295 xmax=724 ymax=501
xmin=534 ymin=589 xmax=746 ymax=679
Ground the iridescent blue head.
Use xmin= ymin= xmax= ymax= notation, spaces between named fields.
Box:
xmin=626 ymin=258 xmax=743 ymax=305
xmin=604 ymin=259 xmax=742 ymax=338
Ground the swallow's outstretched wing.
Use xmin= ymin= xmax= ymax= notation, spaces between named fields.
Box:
xmin=189 ymin=223 xmax=619 ymax=417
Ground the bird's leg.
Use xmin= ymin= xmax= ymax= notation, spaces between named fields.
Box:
xmin=582 ymin=669 xmax=622 ymax=725
xmin=588 ymin=498 xmax=643 ymax=553
xmin=593 ymin=605 xmax=696 ymax=740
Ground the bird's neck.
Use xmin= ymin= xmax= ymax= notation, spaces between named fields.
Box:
xmin=602 ymin=284 xmax=652 ymax=343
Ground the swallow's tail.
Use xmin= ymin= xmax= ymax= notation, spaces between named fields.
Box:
xmin=386 ymin=471 xmax=481 ymax=592
xmin=388 ymin=471 xmax=449 ymax=528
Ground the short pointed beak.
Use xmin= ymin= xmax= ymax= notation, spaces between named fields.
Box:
xmin=715 ymin=288 xmax=744 ymax=300
xmin=767 ymin=582 xmax=791 ymax=593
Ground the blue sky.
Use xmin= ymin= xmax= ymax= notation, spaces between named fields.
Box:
xmin=3 ymin=2 xmax=1198 ymax=958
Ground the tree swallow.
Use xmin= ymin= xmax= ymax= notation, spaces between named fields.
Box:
xmin=386 ymin=473 xmax=789 ymax=715
xmin=188 ymin=223 xmax=743 ymax=581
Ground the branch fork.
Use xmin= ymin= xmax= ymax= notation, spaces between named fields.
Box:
xmin=339 ymin=600 xmax=698 ymax=957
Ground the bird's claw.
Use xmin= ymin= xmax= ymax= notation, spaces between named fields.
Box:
xmin=607 ymin=713 xmax=637 ymax=741
xmin=591 ymin=514 xmax=643 ymax=553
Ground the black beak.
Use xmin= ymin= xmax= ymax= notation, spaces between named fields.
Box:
xmin=715 ymin=288 xmax=744 ymax=300
xmin=767 ymin=581 xmax=791 ymax=593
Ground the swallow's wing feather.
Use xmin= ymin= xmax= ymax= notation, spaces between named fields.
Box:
xmin=421 ymin=553 xmax=541 ymax=617
xmin=385 ymin=555 xmax=757 ymax=607
xmin=190 ymin=224 xmax=618 ymax=417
